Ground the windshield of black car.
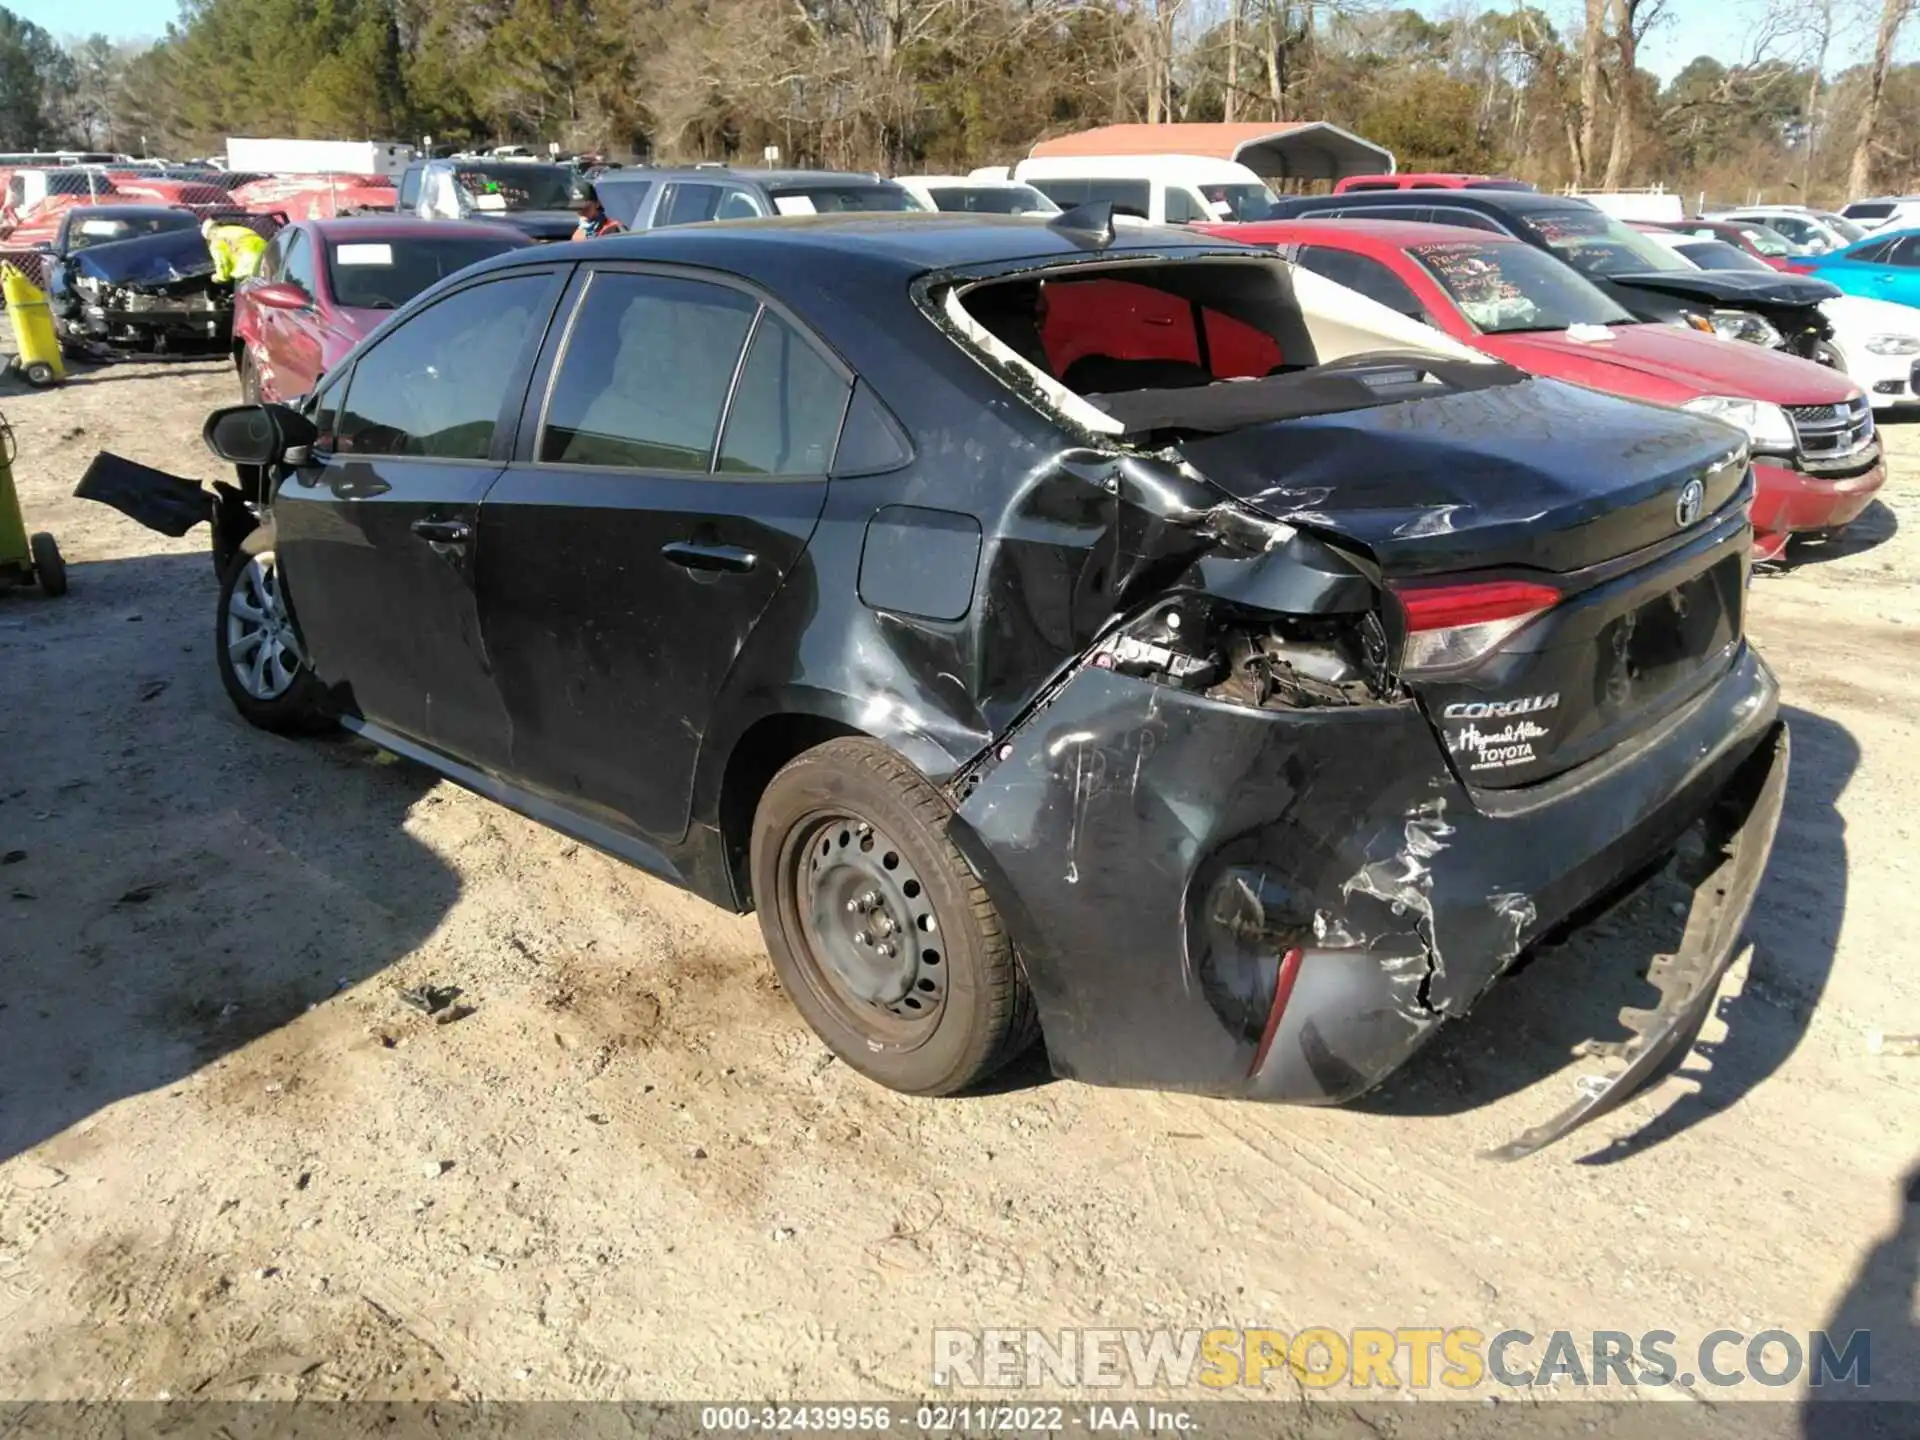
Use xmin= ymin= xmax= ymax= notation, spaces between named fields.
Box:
xmin=1412 ymin=240 xmax=1636 ymax=332
xmin=1671 ymin=239 xmax=1773 ymax=274
xmin=326 ymin=236 xmax=524 ymax=310
xmin=1526 ymin=208 xmax=1695 ymax=275
xmin=769 ymin=185 xmax=922 ymax=214
xmin=453 ymin=164 xmax=576 ymax=211
xmin=925 ymin=184 xmax=1054 ymax=214
xmin=69 ymin=212 xmax=197 ymax=252
xmin=1198 ymin=182 xmax=1278 ymax=222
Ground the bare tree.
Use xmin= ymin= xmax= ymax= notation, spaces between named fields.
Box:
xmin=1575 ymin=0 xmax=1606 ymax=183
xmin=1848 ymin=0 xmax=1915 ymax=196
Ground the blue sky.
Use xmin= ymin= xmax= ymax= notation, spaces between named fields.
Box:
xmin=18 ymin=0 xmax=1902 ymax=83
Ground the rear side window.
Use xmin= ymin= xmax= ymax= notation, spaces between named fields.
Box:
xmin=1036 ymin=277 xmax=1282 ymax=387
xmin=717 ymin=313 xmax=852 ymax=475
xmin=657 ymin=183 xmax=722 ymax=227
xmin=1163 ymin=187 xmax=1201 ymax=224
xmin=1849 ymin=238 xmax=1895 ymax=263
xmin=335 ymin=274 xmax=553 ymax=460
xmin=1341 ymin=180 xmax=1398 ymax=192
xmin=715 ymin=188 xmax=762 ymax=220
xmin=541 ymin=272 xmax=757 ymax=470
xmin=1846 ymin=202 xmax=1894 ymax=221
xmin=1293 ymin=247 xmax=1426 ymax=319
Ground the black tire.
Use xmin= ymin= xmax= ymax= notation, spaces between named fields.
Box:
xmin=750 ymin=737 xmax=1039 ymax=1095
xmin=29 ymin=532 xmax=65 ymax=597
xmin=237 ymin=347 xmax=261 ymax=403
xmin=23 ymin=361 xmax=56 ymax=387
xmin=215 ymin=529 xmax=329 ymax=734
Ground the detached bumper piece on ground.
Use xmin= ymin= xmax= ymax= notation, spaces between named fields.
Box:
xmin=108 ymin=212 xmax=1789 ymax=1157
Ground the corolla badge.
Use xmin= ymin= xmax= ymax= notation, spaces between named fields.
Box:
xmin=1676 ymin=478 xmax=1705 ymax=528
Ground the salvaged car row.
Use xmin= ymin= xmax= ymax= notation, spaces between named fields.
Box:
xmin=74 ymin=194 xmax=1813 ymax=1163
xmin=49 ymin=130 xmax=1899 ymax=1156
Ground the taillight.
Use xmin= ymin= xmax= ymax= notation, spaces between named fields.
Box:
xmin=1394 ymin=579 xmax=1560 ymax=673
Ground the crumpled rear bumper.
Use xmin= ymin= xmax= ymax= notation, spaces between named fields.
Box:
xmin=948 ymin=644 xmax=1783 ymax=1148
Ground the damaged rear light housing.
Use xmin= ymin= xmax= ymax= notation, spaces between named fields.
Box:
xmin=1393 ymin=578 xmax=1560 ymax=675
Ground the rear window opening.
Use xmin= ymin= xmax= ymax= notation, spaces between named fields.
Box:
xmin=944 ymin=257 xmax=1514 ymax=439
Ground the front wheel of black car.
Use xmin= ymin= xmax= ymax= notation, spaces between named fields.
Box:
xmin=215 ymin=536 xmax=329 ymax=734
xmin=751 ymin=738 xmax=1038 ymax=1096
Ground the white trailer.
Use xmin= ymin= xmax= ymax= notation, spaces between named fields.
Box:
xmin=224 ymin=138 xmax=415 ymax=177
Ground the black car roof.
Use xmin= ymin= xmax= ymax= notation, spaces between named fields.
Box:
xmin=461 ymin=212 xmax=1240 ymax=283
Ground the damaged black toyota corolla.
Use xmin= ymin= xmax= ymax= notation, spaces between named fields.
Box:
xmin=138 ymin=209 xmax=1787 ymax=1156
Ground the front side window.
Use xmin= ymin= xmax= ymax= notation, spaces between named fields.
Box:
xmin=1411 ymin=239 xmax=1636 ymax=333
xmin=334 ymin=273 xmax=553 ymax=460
xmin=1198 ymin=181 xmax=1278 ymax=222
xmin=658 ymin=183 xmax=722 ymax=227
xmin=398 ymin=166 xmax=422 ymax=209
xmin=718 ymin=313 xmax=851 ymax=475
xmin=540 ymin=272 xmax=757 ymax=470
xmin=715 ymin=188 xmax=763 ymax=221
xmin=280 ymin=231 xmax=318 ymax=295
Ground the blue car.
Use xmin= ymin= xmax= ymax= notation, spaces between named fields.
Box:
xmin=1796 ymin=226 xmax=1920 ymax=307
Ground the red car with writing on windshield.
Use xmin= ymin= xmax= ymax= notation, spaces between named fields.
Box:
xmin=231 ymin=217 xmax=532 ymax=403
xmin=1204 ymin=219 xmax=1885 ymax=559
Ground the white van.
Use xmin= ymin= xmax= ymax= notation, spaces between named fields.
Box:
xmin=1001 ymin=154 xmax=1278 ymax=225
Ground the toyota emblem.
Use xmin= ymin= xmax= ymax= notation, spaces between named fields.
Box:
xmin=1676 ymin=478 xmax=1705 ymax=527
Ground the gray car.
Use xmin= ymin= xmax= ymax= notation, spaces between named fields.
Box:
xmin=588 ymin=166 xmax=926 ymax=230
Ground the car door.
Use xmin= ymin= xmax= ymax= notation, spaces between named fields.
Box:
xmin=270 ymin=229 xmax=330 ymax=397
xmin=273 ymin=264 xmax=567 ymax=768
xmin=476 ymin=264 xmax=850 ymax=846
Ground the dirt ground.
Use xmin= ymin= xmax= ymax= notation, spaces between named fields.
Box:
xmin=0 ymin=354 xmax=1915 ymax=1427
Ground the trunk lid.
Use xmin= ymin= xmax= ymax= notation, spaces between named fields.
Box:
xmin=1177 ymin=376 xmax=1753 ymax=789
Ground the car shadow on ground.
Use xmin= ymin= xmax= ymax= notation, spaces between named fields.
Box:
xmin=1761 ymin=499 xmax=1900 ymax=572
xmin=1352 ymin=705 xmax=1854 ymax=1164
xmin=0 ymin=550 xmax=461 ymax=1165
xmin=1800 ymin=1159 xmax=1920 ymax=1436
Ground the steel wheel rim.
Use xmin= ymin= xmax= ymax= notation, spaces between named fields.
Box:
xmin=787 ymin=810 xmax=947 ymax=1041
xmin=226 ymin=551 xmax=303 ymax=700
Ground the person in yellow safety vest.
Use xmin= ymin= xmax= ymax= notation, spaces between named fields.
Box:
xmin=202 ymin=219 xmax=268 ymax=283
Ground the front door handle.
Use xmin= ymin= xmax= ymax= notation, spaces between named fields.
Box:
xmin=661 ymin=540 xmax=756 ymax=574
xmin=411 ymin=518 xmax=472 ymax=546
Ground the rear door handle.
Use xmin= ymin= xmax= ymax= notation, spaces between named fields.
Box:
xmin=661 ymin=540 xmax=756 ymax=574
xmin=410 ymin=519 xmax=472 ymax=545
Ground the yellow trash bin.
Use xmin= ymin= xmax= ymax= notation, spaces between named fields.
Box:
xmin=2 ymin=264 xmax=65 ymax=388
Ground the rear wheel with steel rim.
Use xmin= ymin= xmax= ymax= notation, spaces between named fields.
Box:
xmin=751 ymin=738 xmax=1038 ymax=1095
xmin=214 ymin=531 xmax=329 ymax=734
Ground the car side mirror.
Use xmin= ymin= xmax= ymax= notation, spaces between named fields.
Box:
xmin=203 ymin=404 xmax=318 ymax=465
xmin=249 ymin=280 xmax=309 ymax=310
